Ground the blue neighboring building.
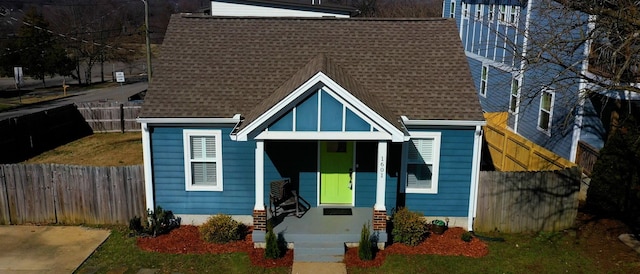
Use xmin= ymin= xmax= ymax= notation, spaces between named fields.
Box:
xmin=444 ymin=0 xmax=640 ymax=164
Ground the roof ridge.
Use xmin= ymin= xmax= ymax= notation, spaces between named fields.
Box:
xmin=178 ymin=14 xmax=451 ymax=22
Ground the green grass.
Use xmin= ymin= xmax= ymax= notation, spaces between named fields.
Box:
xmin=76 ymin=226 xmax=289 ymax=274
xmin=348 ymin=232 xmax=616 ymax=274
xmin=25 ymin=132 xmax=142 ymax=166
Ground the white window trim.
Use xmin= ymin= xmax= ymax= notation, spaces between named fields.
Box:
xmin=462 ymin=3 xmax=469 ymax=18
xmin=509 ymin=6 xmax=519 ymax=25
xmin=509 ymin=77 xmax=520 ymax=114
xmin=183 ymin=129 xmax=223 ymax=191
xmin=480 ymin=65 xmax=489 ymax=97
xmin=488 ymin=4 xmax=495 ymax=21
xmin=405 ymin=132 xmax=441 ymax=194
xmin=450 ymin=0 xmax=456 ymax=18
xmin=498 ymin=5 xmax=507 ymax=23
xmin=475 ymin=4 xmax=484 ymax=20
xmin=537 ymin=89 xmax=555 ymax=135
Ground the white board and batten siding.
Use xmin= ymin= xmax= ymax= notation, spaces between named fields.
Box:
xmin=211 ymin=1 xmax=350 ymax=18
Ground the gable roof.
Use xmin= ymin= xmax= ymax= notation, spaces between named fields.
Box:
xmin=209 ymin=0 xmax=360 ymax=17
xmin=140 ymin=15 xmax=484 ymax=127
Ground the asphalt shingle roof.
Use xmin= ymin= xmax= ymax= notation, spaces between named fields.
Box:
xmin=140 ymin=15 xmax=484 ymax=127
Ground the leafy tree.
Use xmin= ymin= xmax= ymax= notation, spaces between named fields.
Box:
xmin=5 ymin=8 xmax=73 ymax=87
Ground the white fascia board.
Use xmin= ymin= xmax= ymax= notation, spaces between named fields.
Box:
xmin=255 ymin=131 xmax=392 ymax=140
xmin=137 ymin=116 xmax=241 ymax=125
xmin=236 ymin=72 xmax=405 ymax=142
xmin=401 ymin=116 xmax=486 ymax=127
xmin=466 ymin=51 xmax=518 ymax=73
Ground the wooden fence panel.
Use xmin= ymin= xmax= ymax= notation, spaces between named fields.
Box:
xmin=76 ymin=102 xmax=142 ymax=133
xmin=0 ymin=164 xmax=145 ymax=225
xmin=475 ymin=168 xmax=581 ymax=233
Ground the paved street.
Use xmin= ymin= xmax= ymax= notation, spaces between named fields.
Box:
xmin=0 ymin=81 xmax=148 ymax=120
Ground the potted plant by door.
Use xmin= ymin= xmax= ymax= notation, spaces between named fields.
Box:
xmin=431 ymin=219 xmax=447 ymax=235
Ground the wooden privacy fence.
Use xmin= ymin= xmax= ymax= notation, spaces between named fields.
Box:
xmin=475 ymin=168 xmax=581 ymax=233
xmin=0 ymin=164 xmax=145 ymax=225
xmin=76 ymin=102 xmax=142 ymax=133
xmin=483 ymin=112 xmax=576 ymax=171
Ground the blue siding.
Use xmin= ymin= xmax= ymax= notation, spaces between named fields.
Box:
xmin=296 ymin=92 xmax=318 ymax=131
xmin=269 ymin=111 xmax=293 ymax=131
xmin=345 ymin=108 xmax=369 ymax=131
xmin=320 ymin=90 xmax=342 ymax=131
xmin=355 ymin=172 xmax=376 ymax=207
xmin=405 ymin=129 xmax=475 ymax=217
xmin=152 ymin=126 xmax=256 ymax=215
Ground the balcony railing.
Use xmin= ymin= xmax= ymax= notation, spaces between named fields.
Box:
xmin=588 ymin=43 xmax=640 ymax=83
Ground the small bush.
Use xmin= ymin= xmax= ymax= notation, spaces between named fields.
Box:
xmin=129 ymin=216 xmax=144 ymax=234
xmin=392 ymin=207 xmax=428 ymax=246
xmin=199 ymin=214 xmax=246 ymax=244
xmin=461 ymin=231 xmax=473 ymax=242
xmin=358 ymin=223 xmax=373 ymax=260
xmin=147 ymin=206 xmax=180 ymax=237
xmin=265 ymin=224 xmax=281 ymax=259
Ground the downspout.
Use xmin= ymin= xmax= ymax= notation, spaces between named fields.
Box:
xmin=468 ymin=125 xmax=483 ymax=231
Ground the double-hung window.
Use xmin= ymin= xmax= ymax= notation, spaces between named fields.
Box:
xmin=509 ymin=6 xmax=519 ymax=24
xmin=488 ymin=4 xmax=495 ymax=21
xmin=480 ymin=65 xmax=488 ymax=96
xmin=184 ymin=129 xmax=223 ymax=191
xmin=450 ymin=1 xmax=456 ymax=18
xmin=498 ymin=5 xmax=507 ymax=22
xmin=462 ymin=3 xmax=469 ymax=18
xmin=406 ymin=132 xmax=441 ymax=194
xmin=509 ymin=77 xmax=520 ymax=113
xmin=537 ymin=89 xmax=554 ymax=133
xmin=475 ymin=4 xmax=483 ymax=20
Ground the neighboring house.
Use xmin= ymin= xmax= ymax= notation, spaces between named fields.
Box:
xmin=138 ymin=15 xmax=485 ymax=247
xmin=204 ymin=0 xmax=359 ymax=17
xmin=443 ymin=0 xmax=639 ymax=169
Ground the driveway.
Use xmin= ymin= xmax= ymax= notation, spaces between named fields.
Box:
xmin=0 ymin=226 xmax=110 ymax=273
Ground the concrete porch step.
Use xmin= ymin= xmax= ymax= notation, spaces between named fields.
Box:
xmin=294 ymin=242 xmax=345 ymax=263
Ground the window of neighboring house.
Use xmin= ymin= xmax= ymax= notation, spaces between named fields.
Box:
xmin=406 ymin=132 xmax=441 ymax=194
xmin=509 ymin=77 xmax=520 ymax=113
xmin=450 ymin=1 xmax=455 ymax=18
xmin=462 ymin=3 xmax=469 ymax=18
xmin=537 ymin=89 xmax=554 ymax=133
xmin=499 ymin=5 xmax=507 ymax=22
xmin=183 ymin=129 xmax=223 ymax=191
xmin=475 ymin=4 xmax=483 ymax=20
xmin=509 ymin=6 xmax=519 ymax=24
xmin=480 ymin=65 xmax=488 ymax=96
xmin=488 ymin=4 xmax=495 ymax=21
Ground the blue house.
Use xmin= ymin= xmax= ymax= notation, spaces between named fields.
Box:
xmin=444 ymin=0 xmax=640 ymax=169
xmin=138 ymin=15 xmax=485 ymax=254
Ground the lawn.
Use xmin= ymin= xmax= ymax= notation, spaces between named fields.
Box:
xmin=24 ymin=132 xmax=143 ymax=166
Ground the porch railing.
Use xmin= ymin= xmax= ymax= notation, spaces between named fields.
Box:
xmin=588 ymin=42 xmax=640 ymax=83
xmin=576 ymin=141 xmax=599 ymax=177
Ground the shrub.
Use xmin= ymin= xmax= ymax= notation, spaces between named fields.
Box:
xmin=392 ymin=207 xmax=427 ymax=246
xmin=461 ymin=231 xmax=473 ymax=242
xmin=129 ymin=216 xmax=144 ymax=234
xmin=147 ymin=206 xmax=180 ymax=237
xmin=264 ymin=224 xmax=280 ymax=259
xmin=358 ymin=223 xmax=373 ymax=260
xmin=199 ymin=214 xmax=246 ymax=244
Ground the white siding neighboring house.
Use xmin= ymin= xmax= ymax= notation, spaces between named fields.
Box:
xmin=210 ymin=0 xmax=356 ymax=18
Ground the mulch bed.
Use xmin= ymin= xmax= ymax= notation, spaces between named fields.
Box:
xmin=136 ymin=225 xmax=487 ymax=268
xmin=345 ymin=227 xmax=489 ymax=268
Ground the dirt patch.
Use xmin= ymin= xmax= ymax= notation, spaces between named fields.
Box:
xmin=574 ymin=212 xmax=640 ymax=270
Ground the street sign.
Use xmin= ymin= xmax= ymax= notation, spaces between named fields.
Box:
xmin=115 ymin=71 xmax=125 ymax=83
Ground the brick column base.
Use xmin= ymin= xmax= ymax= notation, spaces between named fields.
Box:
xmin=253 ymin=209 xmax=267 ymax=231
xmin=373 ymin=209 xmax=387 ymax=231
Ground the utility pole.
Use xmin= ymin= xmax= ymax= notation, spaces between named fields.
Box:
xmin=142 ymin=0 xmax=152 ymax=83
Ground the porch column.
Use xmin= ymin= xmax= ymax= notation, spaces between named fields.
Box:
xmin=374 ymin=141 xmax=387 ymax=211
xmin=374 ymin=141 xmax=388 ymax=231
xmin=253 ymin=140 xmax=267 ymax=231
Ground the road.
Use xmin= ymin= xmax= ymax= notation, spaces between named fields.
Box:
xmin=0 ymin=81 xmax=148 ymax=120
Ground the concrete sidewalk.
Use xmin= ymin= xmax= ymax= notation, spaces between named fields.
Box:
xmin=0 ymin=225 xmax=110 ymax=273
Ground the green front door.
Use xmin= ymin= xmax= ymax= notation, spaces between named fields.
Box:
xmin=320 ymin=141 xmax=354 ymax=204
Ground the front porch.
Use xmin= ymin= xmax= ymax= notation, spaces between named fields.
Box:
xmin=252 ymin=207 xmax=388 ymax=262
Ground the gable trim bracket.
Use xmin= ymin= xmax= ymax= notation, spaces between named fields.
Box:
xmin=232 ymin=72 xmax=405 ymax=142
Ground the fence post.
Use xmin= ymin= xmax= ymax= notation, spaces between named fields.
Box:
xmin=120 ymin=104 xmax=125 ymax=133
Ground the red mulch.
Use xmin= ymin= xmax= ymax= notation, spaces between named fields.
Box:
xmin=344 ymin=227 xmax=489 ymax=268
xmin=136 ymin=225 xmax=293 ymax=268
xmin=136 ymin=225 xmax=487 ymax=268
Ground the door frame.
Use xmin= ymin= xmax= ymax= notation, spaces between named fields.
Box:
xmin=316 ymin=141 xmax=356 ymax=206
